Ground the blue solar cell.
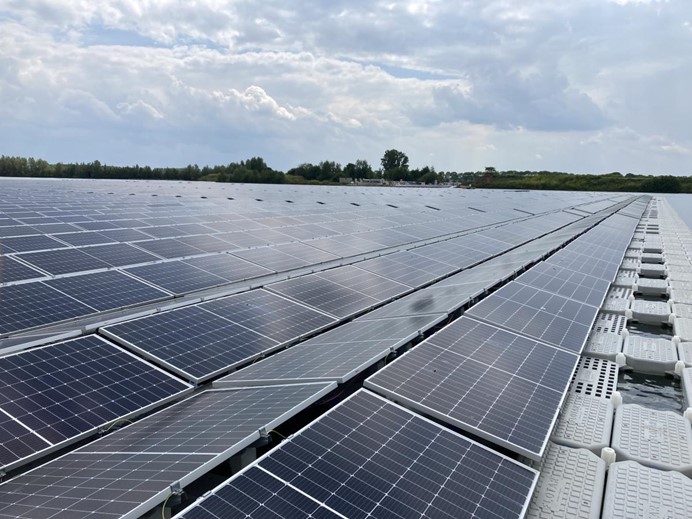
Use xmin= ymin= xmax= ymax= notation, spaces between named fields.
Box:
xmin=0 ymin=335 xmax=191 ymax=470
xmin=101 ymin=305 xmax=281 ymax=382
xmin=365 ymin=317 xmax=578 ymax=460
xmin=256 ymin=390 xmax=537 ymax=519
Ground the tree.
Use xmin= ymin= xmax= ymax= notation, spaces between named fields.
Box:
xmin=380 ymin=149 xmax=409 ymax=180
xmin=344 ymin=159 xmax=374 ymax=179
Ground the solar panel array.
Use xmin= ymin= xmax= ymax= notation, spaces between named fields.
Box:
xmin=366 ymin=205 xmax=640 ymax=461
xmin=0 ymin=383 xmax=335 ymax=519
xmin=0 ymin=335 xmax=192 ymax=472
xmin=0 ymin=180 xmax=630 ymax=341
xmin=102 ymin=290 xmax=336 ymax=383
xmin=178 ymin=391 xmax=538 ymax=519
xmin=0 ymin=177 xmax=648 ymax=518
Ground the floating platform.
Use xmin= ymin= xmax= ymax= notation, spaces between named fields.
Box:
xmin=526 ymin=443 xmax=605 ymax=519
xmin=678 ymin=342 xmax=692 ymax=368
xmin=624 ymin=248 xmax=642 ymax=260
xmin=641 ymin=252 xmax=664 ymax=264
xmin=669 ymin=280 xmax=692 ymax=293
xmin=673 ymin=316 xmax=692 ymax=342
xmin=633 ymin=277 xmax=669 ymax=297
xmin=603 ymin=461 xmax=692 ymax=519
xmin=570 ymin=356 xmax=619 ymax=399
xmin=613 ymin=269 xmax=637 ymax=289
xmin=583 ymin=329 xmax=623 ymax=361
xmin=672 ymin=302 xmax=692 ymax=320
xmin=643 ymin=236 xmax=663 ymax=253
xmin=639 ymin=262 xmax=667 ymax=278
xmin=551 ymin=393 xmax=614 ymax=454
xmin=667 ymin=269 xmax=692 ymax=282
xmin=670 ymin=288 xmax=692 ymax=305
xmin=682 ymin=367 xmax=692 ymax=408
xmin=620 ymin=257 xmax=640 ymax=271
xmin=612 ymin=404 xmax=692 ymax=476
xmin=628 ymin=299 xmax=672 ymax=325
xmin=622 ymin=335 xmax=678 ymax=374
xmin=602 ymin=287 xmax=632 ymax=315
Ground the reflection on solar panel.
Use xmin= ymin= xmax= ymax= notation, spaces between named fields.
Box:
xmin=268 ymin=274 xmax=380 ymax=319
xmin=214 ymin=315 xmax=440 ymax=387
xmin=515 ymin=261 xmax=611 ymax=307
xmin=102 ymin=305 xmax=282 ymax=383
xmin=251 ymin=390 xmax=537 ymax=519
xmin=0 ymin=335 xmax=191 ymax=471
xmin=202 ymin=290 xmax=336 ymax=344
xmin=0 ymin=383 xmax=335 ymax=519
xmin=177 ymin=466 xmax=344 ymax=519
xmin=466 ymin=282 xmax=599 ymax=353
xmin=125 ymin=261 xmax=228 ymax=294
xmin=81 ymin=243 xmax=161 ymax=267
xmin=365 ymin=317 xmax=579 ymax=460
xmin=45 ymin=270 xmax=171 ymax=311
xmin=136 ymin=238 xmax=205 ymax=258
xmin=359 ymin=281 xmax=490 ymax=320
xmin=356 ymin=251 xmax=456 ymax=288
xmin=545 ymin=248 xmax=621 ymax=282
xmin=183 ymin=253 xmax=274 ymax=281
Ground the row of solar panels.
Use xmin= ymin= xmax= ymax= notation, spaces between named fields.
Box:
xmin=0 ymin=187 xmax=644 ymax=515
xmin=171 ymin=199 xmax=648 ymax=518
xmin=0 ymin=203 xmax=614 ymax=472
xmin=0 ymin=206 xmax=585 ymax=339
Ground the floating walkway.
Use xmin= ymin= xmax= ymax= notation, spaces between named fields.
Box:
xmin=530 ymin=197 xmax=692 ymax=519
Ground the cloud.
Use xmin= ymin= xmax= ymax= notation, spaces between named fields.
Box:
xmin=0 ymin=0 xmax=690 ymax=175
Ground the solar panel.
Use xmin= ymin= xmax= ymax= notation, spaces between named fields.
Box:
xmin=125 ymin=261 xmax=228 ymax=295
xmin=0 ymin=383 xmax=335 ymax=519
xmin=318 ymin=265 xmax=411 ymax=300
xmin=44 ymin=270 xmax=171 ymax=311
xmin=176 ymin=234 xmax=234 ymax=253
xmin=82 ymin=243 xmax=161 ymax=267
xmin=183 ymin=253 xmax=274 ymax=281
xmin=201 ymin=290 xmax=336 ymax=344
xmin=358 ymin=281 xmax=490 ymax=320
xmin=365 ymin=317 xmax=579 ymax=460
xmin=252 ymin=390 xmax=538 ymax=519
xmin=515 ymin=261 xmax=611 ymax=307
xmin=17 ymin=248 xmax=111 ymax=275
xmin=214 ymin=315 xmax=443 ymax=387
xmin=0 ymin=235 xmax=65 ymax=253
xmin=545 ymin=248 xmax=621 ymax=282
xmin=97 ymin=228 xmax=153 ymax=242
xmin=176 ymin=466 xmax=344 ymax=519
xmin=356 ymin=251 xmax=456 ymax=288
xmin=267 ymin=275 xmax=381 ymax=319
xmin=0 ymin=283 xmax=96 ymax=336
xmin=0 ymin=335 xmax=191 ymax=471
xmin=0 ymin=256 xmax=46 ymax=284
xmin=465 ymin=281 xmax=599 ymax=353
xmin=55 ymin=231 xmax=117 ymax=247
xmin=84 ymin=383 xmax=335 ymax=454
xmin=136 ymin=238 xmax=205 ymax=258
xmin=101 ymin=305 xmax=281 ymax=383
xmin=233 ymin=246 xmax=313 ymax=272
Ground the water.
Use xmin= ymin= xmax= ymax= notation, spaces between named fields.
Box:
xmin=665 ymin=194 xmax=692 ymax=230
xmin=618 ymin=372 xmax=685 ymax=413
xmin=619 ymin=199 xmax=690 ymax=414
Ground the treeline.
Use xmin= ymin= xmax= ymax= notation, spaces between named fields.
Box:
xmin=0 ymin=156 xmax=284 ymax=183
xmin=1 ymin=154 xmax=690 ymax=193
xmin=475 ymin=169 xmax=692 ymax=193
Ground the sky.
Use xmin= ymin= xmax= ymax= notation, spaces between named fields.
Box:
xmin=1 ymin=1 xmax=691 ymax=174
